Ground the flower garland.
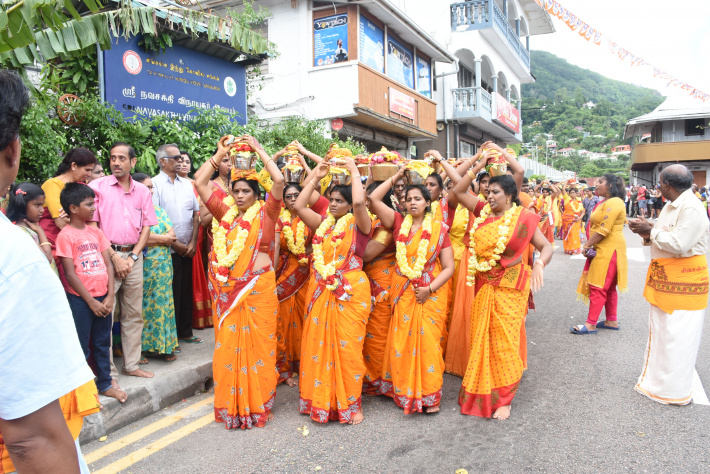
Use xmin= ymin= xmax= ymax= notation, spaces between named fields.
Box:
xmin=465 ymin=203 xmax=519 ymax=287
xmin=212 ymin=197 xmax=262 ymax=283
xmin=280 ymin=209 xmax=308 ymax=265
xmin=396 ymin=211 xmax=434 ymax=282
xmin=312 ymin=212 xmax=352 ymax=291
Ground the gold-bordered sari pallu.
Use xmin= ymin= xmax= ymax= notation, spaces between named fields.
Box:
xmin=362 ymin=219 xmax=395 ymax=394
xmin=459 ymin=207 xmax=539 ymax=418
xmin=274 ymin=215 xmax=312 ymax=383
xmin=207 ymin=197 xmax=280 ymax=430
xmin=299 ymin=215 xmax=370 ymax=423
xmin=379 ymin=217 xmax=450 ymax=413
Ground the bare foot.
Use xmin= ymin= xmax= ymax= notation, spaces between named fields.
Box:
xmin=111 ymin=379 xmax=121 ymax=390
xmin=348 ymin=409 xmax=364 ymax=425
xmin=425 ymin=406 xmax=440 ymax=414
xmin=599 ymin=320 xmax=619 ymax=329
xmin=285 ymin=377 xmax=298 ymax=388
xmin=122 ymin=368 xmax=154 ymax=378
xmin=492 ymin=405 xmax=512 ymax=420
xmin=267 ymin=412 xmax=274 ymax=421
xmin=101 ymin=387 xmax=128 ymax=403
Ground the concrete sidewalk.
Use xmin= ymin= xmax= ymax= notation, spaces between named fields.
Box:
xmin=79 ymin=327 xmax=215 ymax=444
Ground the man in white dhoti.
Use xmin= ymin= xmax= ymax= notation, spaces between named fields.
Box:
xmin=629 ymin=164 xmax=709 ymax=405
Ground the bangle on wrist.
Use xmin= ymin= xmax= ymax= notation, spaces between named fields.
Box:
xmin=429 ymin=284 xmax=433 ymax=294
xmin=40 ymin=242 xmax=51 ymax=247
xmin=534 ymin=260 xmax=545 ymax=268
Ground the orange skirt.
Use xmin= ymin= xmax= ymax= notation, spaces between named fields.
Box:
xmin=275 ymin=277 xmax=309 ymax=383
xmin=213 ymin=270 xmax=279 ymax=429
xmin=362 ymin=257 xmax=395 ymax=394
xmin=299 ymin=270 xmax=370 ymax=423
xmin=444 ymin=246 xmax=476 ymax=377
xmin=379 ymin=281 xmax=447 ymax=413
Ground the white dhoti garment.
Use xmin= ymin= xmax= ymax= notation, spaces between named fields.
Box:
xmin=635 ymin=305 xmax=705 ymax=405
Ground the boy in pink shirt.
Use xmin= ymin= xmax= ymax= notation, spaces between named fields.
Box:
xmin=57 ymin=183 xmax=126 ymax=403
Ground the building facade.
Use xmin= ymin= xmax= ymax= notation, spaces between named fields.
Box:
xmin=228 ymin=0 xmax=553 ymax=158
xmin=625 ymin=97 xmax=710 ymax=187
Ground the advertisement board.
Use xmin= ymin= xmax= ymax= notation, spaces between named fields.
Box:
xmin=415 ymin=56 xmax=431 ymax=98
xmin=389 ymin=87 xmax=416 ymax=120
xmin=359 ymin=15 xmax=384 ymax=73
xmin=102 ymin=35 xmax=247 ymax=123
xmin=386 ymin=35 xmax=413 ymax=89
xmin=494 ymin=92 xmax=521 ymax=133
xmin=313 ymin=13 xmax=349 ymax=67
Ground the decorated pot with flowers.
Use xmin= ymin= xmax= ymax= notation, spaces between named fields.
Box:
xmin=229 ymin=142 xmax=258 ymax=171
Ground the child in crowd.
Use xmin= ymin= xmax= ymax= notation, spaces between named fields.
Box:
xmin=6 ymin=182 xmax=54 ymax=265
xmin=56 ymin=183 xmax=127 ymax=403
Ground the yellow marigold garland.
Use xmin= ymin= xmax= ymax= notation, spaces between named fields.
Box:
xmin=212 ymin=197 xmax=262 ymax=283
xmin=465 ymin=203 xmax=519 ymax=287
xmin=280 ymin=208 xmax=308 ymax=265
xmin=395 ymin=211 xmax=434 ymax=281
xmin=312 ymin=212 xmax=352 ymax=291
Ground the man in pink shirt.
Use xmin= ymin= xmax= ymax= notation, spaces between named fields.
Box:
xmin=89 ymin=142 xmax=157 ymax=382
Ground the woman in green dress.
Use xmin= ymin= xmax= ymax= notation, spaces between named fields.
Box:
xmin=134 ymin=174 xmax=179 ymax=361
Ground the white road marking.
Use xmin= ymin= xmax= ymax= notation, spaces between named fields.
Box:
xmin=692 ymin=369 xmax=710 ymax=405
xmin=627 ymin=248 xmax=646 ymax=262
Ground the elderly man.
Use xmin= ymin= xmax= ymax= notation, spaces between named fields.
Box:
xmin=0 ymin=70 xmax=96 ymax=473
xmin=89 ymin=142 xmax=157 ymax=379
xmin=629 ymin=164 xmax=709 ymax=405
xmin=152 ymin=144 xmax=201 ymax=344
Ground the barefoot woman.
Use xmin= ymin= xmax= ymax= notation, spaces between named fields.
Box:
xmin=293 ymin=157 xmax=371 ymax=424
xmin=369 ymin=166 xmax=455 ymax=414
xmin=453 ymin=174 xmax=552 ymax=420
xmin=194 ymin=135 xmax=284 ymax=429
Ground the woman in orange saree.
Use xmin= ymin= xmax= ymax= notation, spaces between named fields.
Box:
xmin=533 ymin=183 xmax=559 ymax=245
xmin=195 ymin=134 xmax=284 ymax=429
xmin=273 ymin=182 xmax=328 ymax=387
xmin=452 ymin=174 xmax=552 ymax=420
xmin=369 ymin=167 xmax=455 ymax=414
xmin=560 ymin=183 xmax=584 ymax=255
xmin=361 ymin=183 xmax=397 ymax=395
xmin=293 ymin=159 xmax=372 ymax=425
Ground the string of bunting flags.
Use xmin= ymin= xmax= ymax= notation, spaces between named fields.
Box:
xmin=534 ymin=0 xmax=710 ymax=102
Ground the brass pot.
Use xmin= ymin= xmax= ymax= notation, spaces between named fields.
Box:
xmin=284 ymin=166 xmax=305 ymax=184
xmin=232 ymin=152 xmax=258 ymax=171
xmin=371 ymin=163 xmax=398 ymax=181
xmin=404 ymin=170 xmax=427 ymax=185
xmin=330 ymin=171 xmax=352 ymax=185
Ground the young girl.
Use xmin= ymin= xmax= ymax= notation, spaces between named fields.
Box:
xmin=7 ymin=183 xmax=53 ymax=264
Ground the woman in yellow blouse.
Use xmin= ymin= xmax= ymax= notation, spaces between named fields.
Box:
xmin=572 ymin=174 xmax=628 ymax=334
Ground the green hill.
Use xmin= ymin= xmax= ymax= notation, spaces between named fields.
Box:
xmin=522 ymin=50 xmax=664 ymax=149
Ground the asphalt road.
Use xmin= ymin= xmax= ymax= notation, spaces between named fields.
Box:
xmin=83 ymin=227 xmax=710 ymax=473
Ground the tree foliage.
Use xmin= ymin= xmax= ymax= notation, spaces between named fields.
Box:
xmin=17 ymin=89 xmax=365 ymax=183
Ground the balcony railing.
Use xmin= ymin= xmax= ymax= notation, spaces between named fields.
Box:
xmin=451 ymin=0 xmax=530 ymax=70
xmin=452 ymin=87 xmax=492 ymax=119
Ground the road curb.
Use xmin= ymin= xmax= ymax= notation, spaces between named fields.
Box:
xmin=79 ymin=361 xmax=213 ymax=444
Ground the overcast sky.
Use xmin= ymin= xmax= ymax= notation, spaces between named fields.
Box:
xmin=531 ymin=0 xmax=710 ymax=99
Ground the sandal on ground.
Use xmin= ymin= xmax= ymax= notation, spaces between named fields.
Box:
xmin=596 ymin=321 xmax=620 ymax=330
xmin=173 ymin=346 xmax=181 ymax=353
xmin=570 ymin=324 xmax=597 ymax=335
xmin=165 ymin=353 xmax=177 ymax=362
xmin=178 ymin=336 xmax=203 ymax=344
xmin=138 ymin=357 xmax=149 ymax=364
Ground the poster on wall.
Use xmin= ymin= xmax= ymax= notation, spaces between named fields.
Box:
xmin=359 ymin=15 xmax=384 ymax=73
xmin=416 ymin=56 xmax=431 ymax=98
xmin=387 ymin=35 xmax=413 ymax=89
xmin=102 ymin=35 xmax=247 ymax=123
xmin=494 ymin=92 xmax=521 ymax=133
xmin=313 ymin=13 xmax=349 ymax=67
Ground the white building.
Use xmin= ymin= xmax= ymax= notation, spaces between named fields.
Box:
xmin=221 ymin=0 xmax=554 ymax=158
xmin=588 ymin=152 xmax=610 ymax=161
xmin=625 ymin=96 xmax=710 ymax=187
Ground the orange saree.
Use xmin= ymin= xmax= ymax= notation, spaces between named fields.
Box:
xmin=299 ymin=215 xmax=370 ymax=423
xmin=274 ymin=213 xmax=312 ymax=383
xmin=459 ymin=207 xmax=539 ymax=418
xmin=560 ymin=196 xmax=583 ymax=255
xmin=379 ymin=214 xmax=451 ymax=413
xmin=362 ymin=221 xmax=395 ymax=394
xmin=206 ymin=194 xmax=280 ymax=429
